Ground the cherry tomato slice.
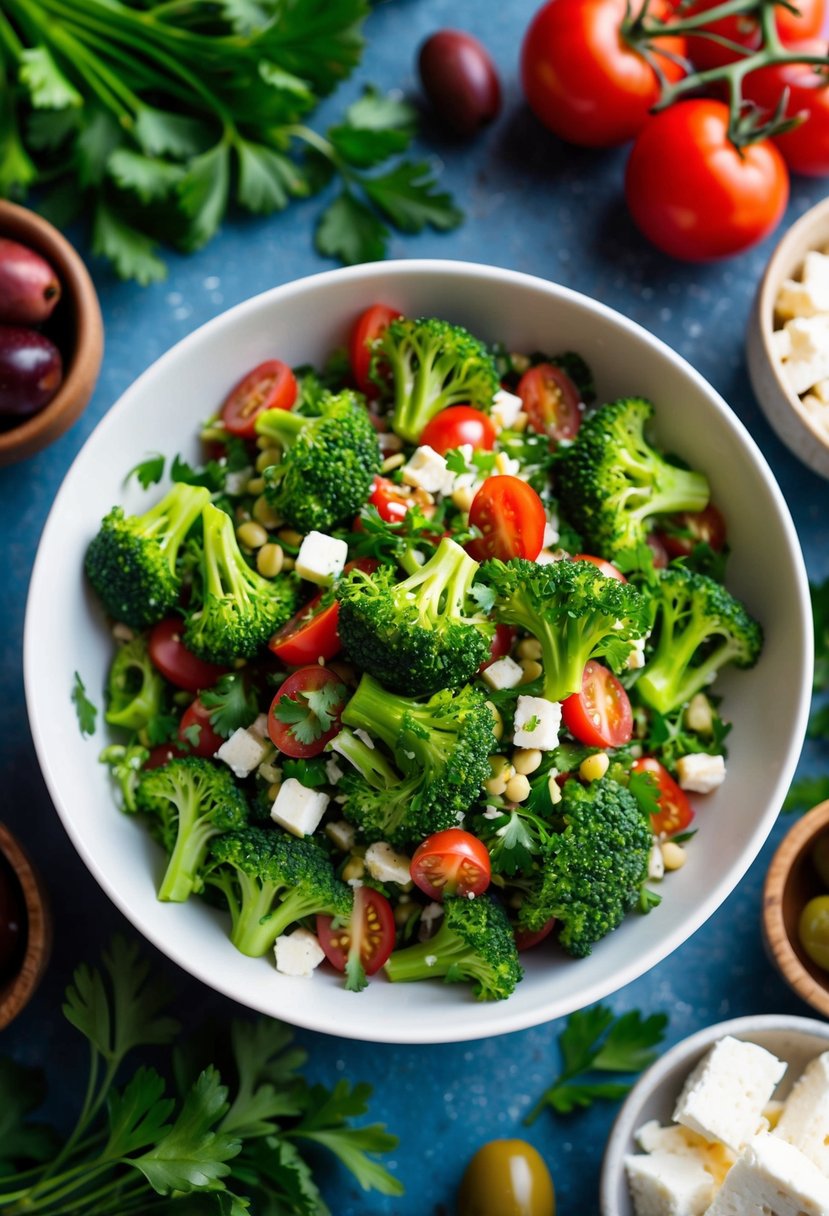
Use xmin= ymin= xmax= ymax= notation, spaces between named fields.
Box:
xmin=410 ymin=829 xmax=492 ymax=900
xmin=561 ymin=660 xmax=633 ymax=749
xmin=573 ymin=553 xmax=627 ymax=582
xmin=632 ymin=756 xmax=695 ymax=836
xmin=268 ymin=558 xmax=378 ymax=667
xmin=349 ymin=304 xmax=401 ymax=398
xmin=466 ymin=475 xmax=547 ymax=563
xmin=517 ymin=363 xmax=582 ymax=446
xmin=369 ymin=475 xmax=411 ymax=523
xmin=419 ymin=406 xmax=497 ymax=455
xmin=268 ymin=665 xmax=347 ymax=758
xmin=481 ymin=624 xmax=516 ymax=672
xmin=221 ymin=359 xmax=297 ymax=438
xmin=145 ymin=743 xmax=187 ymax=769
xmin=657 ymin=504 xmax=727 ymax=559
xmin=514 ymin=918 xmax=557 ymax=952
xmin=149 ymin=618 xmax=230 ymax=692
xmin=317 ymin=886 xmax=395 ymax=976
xmin=179 ymin=697 xmax=224 ymax=758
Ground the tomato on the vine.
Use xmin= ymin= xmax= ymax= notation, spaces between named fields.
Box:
xmin=178 ymin=697 xmax=224 ymax=758
xmin=267 ymin=666 xmax=347 ymax=758
xmin=625 ymin=100 xmax=789 ymax=261
xmin=221 ymin=359 xmax=297 ymax=438
xmin=317 ymin=886 xmax=395 ymax=978
xmin=744 ymin=44 xmax=829 ymax=177
xmin=419 ymin=405 xmax=497 ymax=454
xmin=466 ymin=475 xmax=547 ymax=562
xmin=681 ymin=0 xmax=825 ymax=70
xmin=268 ymin=558 xmax=378 ymax=666
xmin=633 ymin=756 xmax=695 ymax=836
xmin=517 ymin=363 xmax=582 ymax=445
xmin=561 ymin=660 xmax=633 ymax=749
xmin=521 ymin=0 xmax=686 ymax=148
xmin=349 ymin=304 xmax=400 ymax=397
xmin=410 ymin=829 xmax=492 ymax=900
xmin=149 ymin=617 xmax=229 ymax=692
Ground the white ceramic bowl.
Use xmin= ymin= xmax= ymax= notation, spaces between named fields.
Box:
xmin=600 ymin=1014 xmax=829 ymax=1215
xmin=24 ymin=260 xmax=812 ymax=1044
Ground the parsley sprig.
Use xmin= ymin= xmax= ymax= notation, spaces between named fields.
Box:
xmin=274 ymin=680 xmax=346 ymax=746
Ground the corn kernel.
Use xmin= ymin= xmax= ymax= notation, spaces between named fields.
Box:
xmin=236 ymin=521 xmax=268 ymax=550
xmin=505 ymin=773 xmax=531 ymax=803
xmin=513 ymin=748 xmax=542 ymax=776
xmin=451 ymin=484 xmax=475 ymax=512
xmin=516 ymin=637 xmax=542 ymax=661
xmin=256 ymin=543 xmax=284 ymax=578
xmin=519 ymin=658 xmax=543 ymax=684
xmin=342 ymin=856 xmax=365 ymax=882
xmin=252 ymin=496 xmax=282 ymax=529
xmin=547 ymin=772 xmax=562 ymax=804
xmin=485 ymin=700 xmax=504 ymax=741
xmin=661 ymin=841 xmax=687 ymax=871
xmin=579 ymin=752 xmax=610 ymax=782
xmin=256 ymin=447 xmax=281 ymax=472
xmin=246 ymin=476 xmax=266 ymax=496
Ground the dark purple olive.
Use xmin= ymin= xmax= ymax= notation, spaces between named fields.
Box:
xmin=0 ymin=856 xmax=24 ymax=983
xmin=0 ymin=326 xmax=63 ymax=417
xmin=0 ymin=237 xmax=61 ymax=326
xmin=418 ymin=29 xmax=502 ymax=137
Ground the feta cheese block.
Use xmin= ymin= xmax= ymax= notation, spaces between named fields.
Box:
xmin=216 ymin=725 xmax=272 ymax=778
xmin=491 ymin=387 xmax=524 ymax=430
xmin=274 ymin=928 xmax=325 ymax=977
xmin=481 ymin=655 xmax=524 ymax=691
xmin=625 ymin=1151 xmax=716 ymax=1216
xmin=773 ymin=1052 xmax=829 ymax=1173
xmin=672 ymin=1036 xmax=787 ymax=1152
xmin=270 ymin=778 xmax=329 ymax=837
xmin=676 ymin=754 xmax=726 ymax=795
xmin=635 ymin=1122 xmax=735 ymax=1187
xmin=364 ymin=841 xmax=412 ymax=886
xmin=400 ymin=445 xmax=454 ymax=495
xmin=295 ymin=531 xmax=348 ymax=584
xmin=703 ymin=1133 xmax=829 ymax=1216
xmin=513 ymin=695 xmax=561 ymax=751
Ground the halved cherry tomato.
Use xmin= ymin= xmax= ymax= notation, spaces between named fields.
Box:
xmin=419 ymin=406 xmax=497 ymax=455
xmin=317 ymin=886 xmax=395 ymax=976
xmin=561 ymin=660 xmax=633 ymax=749
xmin=466 ymin=475 xmax=546 ymax=562
xmin=517 ymin=363 xmax=582 ymax=445
xmin=657 ymin=503 xmax=727 ymax=559
xmin=268 ymin=558 xmax=378 ymax=666
xmin=149 ymin=618 xmax=230 ymax=692
xmin=514 ymin=918 xmax=557 ymax=951
xmin=178 ymin=697 xmax=224 ymax=758
xmin=632 ymin=756 xmax=695 ymax=836
xmin=573 ymin=553 xmax=627 ymax=582
xmin=145 ymin=743 xmax=187 ymax=769
xmin=481 ymin=624 xmax=517 ymax=671
xmin=349 ymin=304 xmax=401 ymax=397
xmin=221 ymin=359 xmax=297 ymax=438
xmin=369 ymin=475 xmax=411 ymax=522
xmin=267 ymin=665 xmax=347 ymax=758
xmin=410 ymin=829 xmax=492 ymax=900
xmin=646 ymin=532 xmax=670 ymax=570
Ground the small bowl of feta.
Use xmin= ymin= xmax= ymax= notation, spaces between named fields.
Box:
xmin=600 ymin=1013 xmax=829 ymax=1216
xmin=747 ymin=196 xmax=829 ymax=479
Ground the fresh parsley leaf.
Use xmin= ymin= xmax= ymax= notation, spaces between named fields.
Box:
xmin=236 ymin=140 xmax=306 ymax=213
xmin=290 ymin=1080 xmax=403 ymax=1196
xmin=181 ymin=723 xmax=202 ymax=749
xmin=344 ymin=952 xmax=368 ymax=994
xmin=274 ymin=682 xmax=345 ymax=746
xmin=72 ymin=670 xmax=97 ymax=737
xmin=104 ymin=1066 xmax=173 ymax=1158
xmin=92 ymin=200 xmax=166 ymax=286
xmin=628 ymin=768 xmax=661 ymax=821
xmin=362 ymin=161 xmax=463 ymax=234
xmin=468 ymin=581 xmax=496 ymax=614
xmin=281 ymin=756 xmax=328 ymax=788
xmin=220 ymin=1021 xmax=305 ymax=1140
xmin=523 ymin=714 xmax=540 ymax=733
xmin=171 ymin=454 xmax=227 ymax=491
xmin=201 ymin=674 xmax=259 ymax=739
xmin=0 ymin=1060 xmax=56 ymax=1173
xmin=177 ymin=142 xmax=231 ymax=252
xmin=19 ymin=46 xmax=83 ymax=109
xmin=108 ymin=148 xmax=185 ymax=205
xmin=328 ymin=86 xmax=416 ymax=169
xmin=125 ymin=453 xmax=165 ymax=489
xmin=316 ymin=190 xmax=388 ymax=265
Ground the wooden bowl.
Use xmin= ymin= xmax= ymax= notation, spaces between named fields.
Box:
xmin=0 ymin=822 xmax=51 ymax=1029
xmin=0 ymin=200 xmax=103 ymax=464
xmin=763 ymin=800 xmax=829 ymax=1019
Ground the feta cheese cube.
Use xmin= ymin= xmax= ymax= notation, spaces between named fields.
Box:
xmin=325 ymin=756 xmax=344 ymax=785
xmin=624 ymin=1151 xmax=715 ymax=1216
xmin=813 ymin=378 xmax=829 ymax=404
xmin=648 ymin=842 xmax=665 ymax=881
xmin=634 ymin=1122 xmax=735 ymax=1186
xmin=491 ymin=388 xmax=524 ymax=430
xmin=704 ymin=1133 xmax=829 ymax=1216
xmin=770 ymin=327 xmax=793 ymax=362
xmin=295 ymin=531 xmax=348 ymax=585
xmin=627 ymin=638 xmax=647 ymax=670
xmin=481 ymin=655 xmax=524 ymax=691
xmin=801 ymin=248 xmax=829 ymax=292
xmin=786 ymin=314 xmax=829 ymax=360
xmin=513 ymin=695 xmax=561 ymax=751
xmin=400 ymin=445 xmax=454 ymax=496
xmin=274 ymin=928 xmax=325 ymax=977
xmin=325 ymin=819 xmax=355 ymax=852
xmin=777 ymin=278 xmax=829 ymax=319
xmin=783 ymin=353 xmax=829 ymax=396
xmin=364 ymin=841 xmax=412 ymax=886
xmin=683 ymin=694 xmax=714 ymax=736
xmin=216 ymin=726 xmax=272 ymax=778
xmin=676 ymin=753 xmax=726 ymax=794
xmin=774 ymin=1051 xmax=829 ymax=1173
xmin=270 ymin=778 xmax=329 ymax=837
xmin=672 ymin=1036 xmax=786 ymax=1152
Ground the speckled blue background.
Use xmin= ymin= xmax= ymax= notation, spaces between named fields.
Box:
xmin=2 ymin=2 xmax=829 ymax=1212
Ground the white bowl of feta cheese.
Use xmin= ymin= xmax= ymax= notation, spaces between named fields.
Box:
xmin=747 ymin=196 xmax=829 ymax=479
xmin=601 ymin=1014 xmax=829 ymax=1216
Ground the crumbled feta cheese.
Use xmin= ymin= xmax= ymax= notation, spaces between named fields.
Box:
xmin=774 ymin=1051 xmax=829 ymax=1173
xmin=295 ymin=531 xmax=348 ymax=584
xmin=802 ymin=248 xmax=829 ymax=292
xmin=672 ymin=1036 xmax=786 ymax=1152
xmin=513 ymin=695 xmax=561 ymax=751
xmin=424 ymin=954 xmax=437 ymax=967
xmin=325 ymin=756 xmax=344 ymax=785
xmin=627 ymin=637 xmax=647 ymax=670
xmin=705 ymin=1133 xmax=829 ymax=1216
xmin=683 ymin=693 xmax=714 ymax=736
xmin=770 ymin=326 xmax=793 ymax=361
xmin=364 ymin=841 xmax=412 ymax=886
xmin=777 ymin=277 xmax=829 ymax=319
xmin=648 ymin=842 xmax=665 ymax=881
xmin=814 ymin=377 xmax=829 ymax=404
xmin=401 ymin=445 xmax=454 ymax=495
xmin=676 ymin=753 xmax=725 ymax=794
xmin=274 ymin=928 xmax=325 ymax=977
xmin=481 ymin=655 xmax=524 ymax=691
xmin=543 ymin=519 xmax=560 ymax=548
xmin=783 ymin=352 xmax=829 ymax=397
xmin=270 ymin=778 xmax=330 ymax=837
xmin=624 ymin=1150 xmax=715 ymax=1216
xmin=491 ymin=388 xmax=524 ymax=430
xmin=635 ymin=1122 xmax=735 ymax=1187
xmin=325 ymin=819 xmax=355 ymax=852
xmin=216 ymin=726 xmax=272 ymax=778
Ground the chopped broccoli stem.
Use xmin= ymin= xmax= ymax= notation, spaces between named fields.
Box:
xmin=105 ymin=634 xmax=165 ymax=731
xmin=329 ymin=728 xmax=400 ymax=789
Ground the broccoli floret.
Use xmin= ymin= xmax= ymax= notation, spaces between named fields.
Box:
xmin=85 ymin=483 xmax=211 ymax=629
xmin=135 ymin=756 xmax=248 ymax=902
xmin=340 ymin=676 xmax=496 ymax=848
xmin=518 ymin=777 xmax=652 ymax=958
xmin=482 ymin=557 xmax=651 ymax=702
xmin=635 ymin=566 xmax=763 ymax=714
xmin=556 ymin=398 xmax=710 ymax=557
xmin=104 ymin=634 xmax=165 ymax=731
xmin=373 ymin=316 xmax=500 ymax=444
xmin=207 ymin=825 xmax=352 ymax=957
xmin=336 ymin=537 xmax=493 ymax=695
xmin=385 ymin=895 xmax=522 ymax=1000
xmin=256 ymin=390 xmax=381 ymax=532
xmin=330 ymin=727 xmax=425 ymax=848
xmin=99 ymin=742 xmax=150 ymax=813
xmin=184 ymin=502 xmax=298 ymax=663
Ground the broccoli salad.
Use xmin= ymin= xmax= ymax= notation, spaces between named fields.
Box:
xmin=87 ymin=307 xmax=763 ymax=1002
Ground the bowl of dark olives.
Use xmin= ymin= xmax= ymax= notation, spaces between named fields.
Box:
xmin=0 ymin=199 xmax=103 ymax=464
xmin=0 ymin=822 xmax=51 ymax=1029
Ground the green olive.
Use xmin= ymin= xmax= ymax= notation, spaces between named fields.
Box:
xmin=457 ymin=1139 xmax=555 ymax=1216
xmin=812 ymin=835 xmax=829 ymax=889
xmin=799 ymin=895 xmax=829 ymax=971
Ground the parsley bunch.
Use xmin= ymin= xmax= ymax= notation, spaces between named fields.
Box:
xmin=0 ymin=938 xmax=402 ymax=1214
xmin=0 ymin=0 xmax=461 ymax=282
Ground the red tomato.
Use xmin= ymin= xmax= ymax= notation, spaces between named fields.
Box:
xmin=625 ymin=100 xmax=789 ymax=261
xmin=561 ymin=660 xmax=633 ymax=749
xmin=657 ymin=504 xmax=727 ymax=559
xmin=148 ymin=618 xmax=229 ymax=692
xmin=481 ymin=624 xmax=517 ymax=671
xmin=221 ymin=359 xmax=297 ymax=438
xmin=514 ymin=918 xmax=557 ymax=951
xmin=744 ymin=44 xmax=829 ymax=177
xmin=517 ymin=363 xmax=582 ymax=445
xmin=573 ymin=553 xmax=627 ymax=582
xmin=521 ymin=0 xmax=686 ymax=148
xmin=632 ymin=756 xmax=695 ymax=836
xmin=179 ymin=697 xmax=224 ymax=758
xmin=369 ymin=475 xmax=411 ymax=522
xmin=682 ymin=0 xmax=825 ymax=70
xmin=145 ymin=743 xmax=187 ymax=769
xmin=317 ymin=886 xmax=395 ymax=976
xmin=410 ymin=829 xmax=492 ymax=900
xmin=268 ymin=558 xmax=378 ymax=666
xmin=467 ymin=475 xmax=547 ymax=563
xmin=419 ymin=406 xmax=497 ymax=455
xmin=349 ymin=304 xmax=401 ymax=397
xmin=646 ymin=532 xmax=670 ymax=570
xmin=267 ymin=666 xmax=347 ymax=758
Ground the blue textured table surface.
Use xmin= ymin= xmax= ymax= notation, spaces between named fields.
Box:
xmin=2 ymin=2 xmax=829 ymax=1212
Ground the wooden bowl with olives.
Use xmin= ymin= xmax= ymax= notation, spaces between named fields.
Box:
xmin=0 ymin=822 xmax=52 ymax=1029
xmin=763 ymin=800 xmax=829 ymax=1019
